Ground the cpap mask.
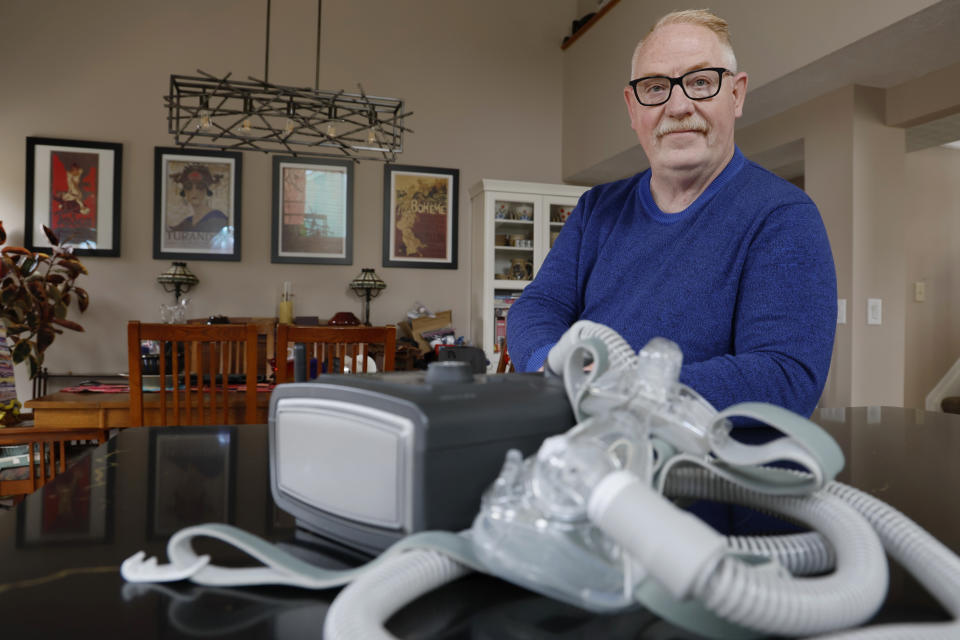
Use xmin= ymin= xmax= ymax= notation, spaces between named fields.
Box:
xmin=120 ymin=320 xmax=960 ymax=639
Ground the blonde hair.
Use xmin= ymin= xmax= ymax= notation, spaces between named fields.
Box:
xmin=630 ymin=9 xmax=738 ymax=77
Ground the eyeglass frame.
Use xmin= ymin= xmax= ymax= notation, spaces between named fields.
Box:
xmin=628 ymin=67 xmax=733 ymax=106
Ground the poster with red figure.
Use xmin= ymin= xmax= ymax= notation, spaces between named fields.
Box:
xmin=25 ymin=137 xmax=122 ymax=257
xmin=49 ymin=150 xmax=99 ymax=246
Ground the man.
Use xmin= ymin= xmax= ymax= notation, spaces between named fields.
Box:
xmin=506 ymin=9 xmax=836 ymax=417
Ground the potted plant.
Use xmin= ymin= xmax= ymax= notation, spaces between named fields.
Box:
xmin=0 ymin=222 xmax=88 ymax=423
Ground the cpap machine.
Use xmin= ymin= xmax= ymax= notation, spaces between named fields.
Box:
xmin=120 ymin=321 xmax=960 ymax=639
xmin=266 ymin=362 xmax=576 ymax=553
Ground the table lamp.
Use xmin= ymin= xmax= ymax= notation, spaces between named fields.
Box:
xmin=349 ymin=268 xmax=386 ymax=325
xmin=157 ymin=261 xmax=199 ymax=302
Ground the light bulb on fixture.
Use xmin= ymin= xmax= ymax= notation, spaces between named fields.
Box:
xmin=325 ymin=102 xmax=338 ymax=138
xmin=284 ymin=99 xmax=296 ymax=136
xmin=239 ymin=96 xmax=253 ymax=135
xmin=365 ymin=109 xmax=378 ymax=145
xmin=197 ymin=94 xmax=212 ymax=130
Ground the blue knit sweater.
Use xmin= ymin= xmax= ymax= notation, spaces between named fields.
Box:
xmin=506 ymin=147 xmax=837 ymax=416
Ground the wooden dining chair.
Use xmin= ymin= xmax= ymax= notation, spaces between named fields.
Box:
xmin=275 ymin=324 xmax=396 ymax=383
xmin=0 ymin=426 xmax=102 ymax=497
xmin=127 ymin=321 xmax=258 ymax=427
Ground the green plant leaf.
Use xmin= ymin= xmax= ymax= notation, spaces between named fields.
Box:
xmin=51 ymin=317 xmax=84 ymax=332
xmin=27 ymin=280 xmax=45 ymax=299
xmin=0 ymin=288 xmax=16 ymax=307
xmin=37 ymin=327 xmax=55 ymax=352
xmin=76 ymin=288 xmax=89 ymax=312
xmin=42 ymin=225 xmax=60 ymax=247
xmin=11 ymin=340 xmax=29 ymax=363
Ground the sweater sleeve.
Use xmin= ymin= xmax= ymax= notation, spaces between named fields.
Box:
xmin=506 ymin=199 xmax=588 ymax=372
xmin=679 ymin=201 xmax=837 ymax=416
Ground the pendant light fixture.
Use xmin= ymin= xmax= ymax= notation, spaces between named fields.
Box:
xmin=164 ymin=0 xmax=412 ymax=161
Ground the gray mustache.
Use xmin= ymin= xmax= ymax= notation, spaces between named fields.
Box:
xmin=656 ymin=116 xmax=709 ymax=137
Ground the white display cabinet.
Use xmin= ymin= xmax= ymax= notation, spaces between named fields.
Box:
xmin=469 ymin=179 xmax=589 ymax=371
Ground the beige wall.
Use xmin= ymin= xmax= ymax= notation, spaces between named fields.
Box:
xmin=0 ymin=0 xmax=577 ymax=387
xmin=904 ymin=146 xmax=960 ymax=408
xmin=888 ymin=60 xmax=960 ymax=128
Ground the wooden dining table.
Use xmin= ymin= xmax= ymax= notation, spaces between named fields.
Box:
xmin=24 ymin=388 xmax=272 ymax=441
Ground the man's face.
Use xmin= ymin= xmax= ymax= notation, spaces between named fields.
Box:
xmin=624 ymin=23 xmax=747 ymax=177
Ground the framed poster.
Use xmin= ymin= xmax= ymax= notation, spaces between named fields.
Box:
xmin=153 ymin=147 xmax=242 ymax=261
xmin=146 ymin=426 xmax=236 ymax=539
xmin=382 ymin=164 xmax=459 ymax=269
xmin=271 ymin=156 xmax=353 ymax=264
xmin=25 ymin=136 xmax=122 ymax=257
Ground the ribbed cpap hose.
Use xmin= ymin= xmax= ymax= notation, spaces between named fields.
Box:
xmin=809 ymin=482 xmax=960 ymax=640
xmin=599 ymin=468 xmax=886 ymax=637
xmin=324 ymin=470 xmax=960 ymax=639
xmin=545 ymin=320 xmax=641 ymax=420
xmin=664 ymin=468 xmax=960 ymax=639
xmin=726 ymin=531 xmax=834 ymax=576
xmin=545 ymin=319 xmax=638 ymax=377
xmin=323 ymin=549 xmax=469 ymax=640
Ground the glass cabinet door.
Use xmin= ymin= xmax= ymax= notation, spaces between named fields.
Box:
xmin=536 ymin=197 xmax=579 ymax=271
xmin=492 ymin=198 xmax=535 ymax=284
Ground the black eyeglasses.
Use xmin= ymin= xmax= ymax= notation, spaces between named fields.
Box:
xmin=629 ymin=67 xmax=732 ymax=106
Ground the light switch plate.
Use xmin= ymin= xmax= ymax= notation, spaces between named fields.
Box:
xmin=867 ymin=298 xmax=882 ymax=325
xmin=914 ymin=281 xmax=926 ymax=302
xmin=837 ymin=298 xmax=846 ymax=324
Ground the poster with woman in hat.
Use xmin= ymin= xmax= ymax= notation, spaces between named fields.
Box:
xmin=154 ymin=148 xmax=242 ymax=261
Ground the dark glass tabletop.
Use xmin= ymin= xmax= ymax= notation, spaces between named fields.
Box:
xmin=0 ymin=407 xmax=957 ymax=638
